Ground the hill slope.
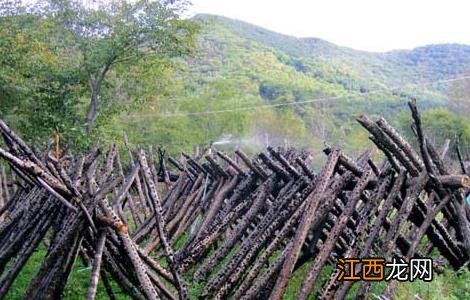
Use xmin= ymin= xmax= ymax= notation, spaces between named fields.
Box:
xmin=193 ymin=14 xmax=470 ymax=89
xmin=108 ymin=14 xmax=470 ymax=156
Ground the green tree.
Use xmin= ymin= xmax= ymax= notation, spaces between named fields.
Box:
xmin=0 ymin=5 xmax=85 ymax=146
xmin=1 ymin=0 xmax=198 ymax=149
xmin=43 ymin=0 xmax=198 ymax=131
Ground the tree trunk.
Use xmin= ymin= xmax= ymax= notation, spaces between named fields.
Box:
xmin=86 ymin=68 xmax=108 ymax=133
xmin=86 ymin=88 xmax=99 ymax=132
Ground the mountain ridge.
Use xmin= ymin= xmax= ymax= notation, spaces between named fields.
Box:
xmin=193 ymin=13 xmax=470 ymax=55
xmin=106 ymin=13 xmax=470 ymax=155
xmin=193 ymin=13 xmax=470 ymax=87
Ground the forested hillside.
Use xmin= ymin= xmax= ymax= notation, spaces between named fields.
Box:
xmin=103 ymin=14 xmax=470 ymax=158
xmin=2 ymin=7 xmax=470 ymax=158
xmin=3 ymin=3 xmax=470 ymax=300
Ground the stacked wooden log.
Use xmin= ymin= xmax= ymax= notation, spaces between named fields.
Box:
xmin=0 ymin=99 xmax=470 ymax=299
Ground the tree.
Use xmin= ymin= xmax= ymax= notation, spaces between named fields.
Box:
xmin=448 ymin=73 xmax=470 ymax=117
xmin=42 ymin=0 xmax=198 ymax=131
xmin=0 ymin=4 xmax=86 ymax=146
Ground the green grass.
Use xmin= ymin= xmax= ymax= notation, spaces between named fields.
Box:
xmin=4 ymin=244 xmax=470 ymax=299
xmin=5 ymin=244 xmax=47 ymax=299
xmin=284 ymin=260 xmax=333 ymax=300
xmin=283 ymin=261 xmax=470 ymax=300
xmin=6 ymin=244 xmax=129 ymax=300
xmin=394 ymin=268 xmax=470 ymax=300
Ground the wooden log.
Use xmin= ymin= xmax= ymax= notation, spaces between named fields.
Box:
xmin=0 ymin=207 xmax=54 ymax=298
xmin=241 ymin=243 xmax=290 ymax=299
xmin=437 ymin=175 xmax=470 ymax=189
xmin=330 ymin=173 xmax=394 ymax=299
xmin=24 ymin=213 xmax=84 ymax=299
xmin=205 ymin=155 xmax=229 ymax=179
xmin=147 ymin=270 xmax=177 ymax=300
xmin=216 ymin=151 xmax=245 ymax=175
xmin=456 ymin=134 xmax=467 ymax=174
xmin=267 ymin=146 xmax=301 ymax=178
xmin=99 ymin=144 xmax=117 ymax=186
xmin=86 ymin=230 xmax=107 ymax=300
xmin=138 ymin=150 xmax=188 ymax=300
xmin=357 ymin=114 xmax=420 ymax=176
xmin=196 ymin=175 xmax=239 ymax=243
xmin=440 ymin=138 xmax=451 ymax=160
xmin=258 ymin=152 xmax=291 ymax=181
xmin=0 ymin=147 xmax=70 ymax=196
xmin=324 ymin=147 xmax=364 ymax=176
xmin=296 ymin=169 xmax=374 ymax=300
xmin=1 ymin=167 xmax=9 ymax=206
xmin=178 ymin=177 xmax=259 ymax=269
xmin=382 ymin=193 xmax=452 ymax=299
xmin=376 ymin=117 xmax=424 ymax=171
xmin=0 ymin=119 xmax=50 ymax=174
xmin=232 ymin=201 xmax=306 ymax=299
xmin=99 ymin=199 xmax=159 ymax=300
xmin=157 ymin=147 xmax=172 ymax=190
xmin=124 ymin=134 xmax=150 ymax=218
xmin=168 ymin=156 xmax=185 ymax=172
xmin=202 ymin=177 xmax=307 ymax=297
xmin=270 ymin=150 xmax=340 ymax=300
xmin=101 ymin=249 xmax=146 ymax=300
xmin=295 ymin=157 xmax=315 ymax=179
xmin=137 ymin=247 xmax=175 ymax=284
xmin=235 ymin=150 xmax=268 ymax=179
xmin=100 ymin=271 xmax=117 ymax=300
xmin=213 ymin=193 xmax=307 ymax=299
xmin=0 ymin=172 xmax=4 ymax=221
xmin=115 ymin=150 xmax=142 ymax=226
xmin=37 ymin=178 xmax=77 ymax=212
xmin=357 ymin=174 xmax=429 ymax=300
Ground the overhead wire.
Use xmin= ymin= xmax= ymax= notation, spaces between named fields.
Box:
xmin=160 ymin=74 xmax=470 ymax=118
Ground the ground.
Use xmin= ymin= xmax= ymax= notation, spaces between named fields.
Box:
xmin=6 ymin=244 xmax=470 ymax=299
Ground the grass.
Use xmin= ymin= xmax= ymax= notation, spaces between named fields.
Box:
xmin=283 ymin=261 xmax=470 ymax=300
xmin=5 ymin=244 xmax=47 ymax=299
xmin=4 ymin=242 xmax=470 ymax=299
xmin=6 ymin=244 xmax=129 ymax=300
xmin=394 ymin=268 xmax=470 ymax=300
xmin=284 ymin=260 xmax=333 ymax=300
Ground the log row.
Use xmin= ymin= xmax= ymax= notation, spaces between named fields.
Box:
xmin=0 ymin=100 xmax=470 ymax=299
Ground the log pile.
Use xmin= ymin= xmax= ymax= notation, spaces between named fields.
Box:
xmin=0 ymin=99 xmax=470 ymax=299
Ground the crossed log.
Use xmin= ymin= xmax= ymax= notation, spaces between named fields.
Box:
xmin=0 ymin=100 xmax=470 ymax=299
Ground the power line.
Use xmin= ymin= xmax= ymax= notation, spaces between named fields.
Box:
xmin=160 ymin=74 xmax=470 ymax=118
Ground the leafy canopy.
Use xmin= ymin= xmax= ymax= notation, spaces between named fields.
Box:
xmin=0 ymin=0 xmax=198 ymax=148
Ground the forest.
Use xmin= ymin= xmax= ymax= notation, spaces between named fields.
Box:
xmin=2 ymin=0 xmax=470 ymax=299
xmin=2 ymin=1 xmax=470 ymax=158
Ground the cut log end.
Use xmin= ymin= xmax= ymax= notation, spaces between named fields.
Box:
xmin=462 ymin=175 xmax=470 ymax=189
xmin=437 ymin=175 xmax=470 ymax=189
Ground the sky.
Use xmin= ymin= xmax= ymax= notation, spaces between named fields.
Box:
xmin=189 ymin=0 xmax=470 ymax=52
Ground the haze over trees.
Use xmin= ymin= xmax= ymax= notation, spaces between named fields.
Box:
xmin=1 ymin=5 xmax=470 ymax=158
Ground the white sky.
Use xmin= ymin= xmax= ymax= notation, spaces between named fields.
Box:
xmin=189 ymin=0 xmax=470 ymax=52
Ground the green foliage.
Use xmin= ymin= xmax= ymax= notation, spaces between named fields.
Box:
xmin=45 ymin=0 xmax=199 ymax=131
xmin=0 ymin=0 xmax=198 ymax=148
xmin=395 ymin=107 xmax=470 ymax=159
xmin=284 ymin=262 xmax=333 ymax=300
xmin=0 ymin=13 xmax=86 ymax=147
xmin=130 ymin=14 xmax=468 ymax=157
xmin=2 ymin=9 xmax=470 ymax=158
xmin=421 ymin=108 xmax=470 ymax=146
